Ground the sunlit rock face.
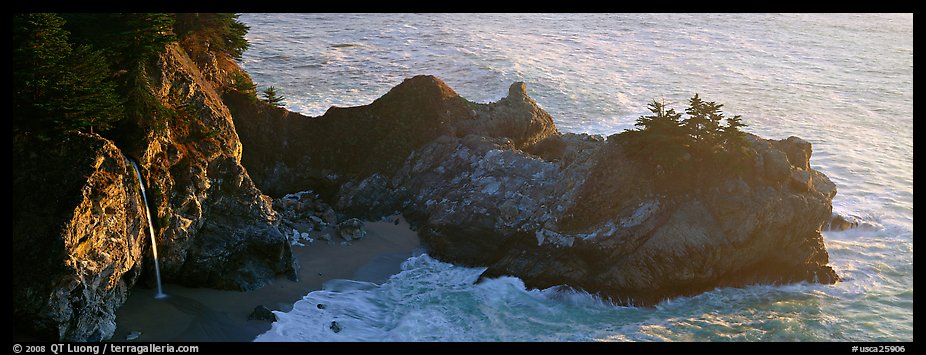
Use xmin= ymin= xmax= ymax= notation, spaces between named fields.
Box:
xmin=13 ymin=43 xmax=296 ymax=341
xmin=13 ymin=133 xmax=148 ymax=341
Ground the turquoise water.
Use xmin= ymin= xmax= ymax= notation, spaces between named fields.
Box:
xmin=239 ymin=13 xmax=913 ymax=341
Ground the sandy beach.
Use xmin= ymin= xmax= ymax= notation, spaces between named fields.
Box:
xmin=112 ymin=216 xmax=421 ymax=342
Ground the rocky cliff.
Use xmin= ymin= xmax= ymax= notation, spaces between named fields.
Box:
xmin=229 ymin=75 xmax=839 ymax=306
xmin=126 ymin=43 xmax=294 ymax=291
xmin=14 ymin=133 xmax=148 ymax=341
xmin=13 ymin=43 xmax=295 ymax=341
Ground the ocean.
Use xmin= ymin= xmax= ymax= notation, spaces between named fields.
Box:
xmin=237 ymin=13 xmax=913 ymax=342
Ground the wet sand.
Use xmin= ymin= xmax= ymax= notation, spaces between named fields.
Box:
xmin=112 ymin=217 xmax=421 ymax=342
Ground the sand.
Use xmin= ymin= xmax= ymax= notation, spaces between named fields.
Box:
xmin=111 ymin=216 xmax=421 ymax=342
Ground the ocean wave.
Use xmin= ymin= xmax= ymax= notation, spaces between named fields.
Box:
xmin=241 ymin=13 xmax=912 ymax=342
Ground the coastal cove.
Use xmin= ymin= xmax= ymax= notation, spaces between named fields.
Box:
xmin=12 ymin=13 xmax=912 ymax=342
xmin=113 ymin=219 xmax=421 ymax=341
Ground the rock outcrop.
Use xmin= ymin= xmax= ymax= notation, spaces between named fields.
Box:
xmin=129 ymin=43 xmax=295 ymax=291
xmin=230 ymin=75 xmax=839 ymax=306
xmin=13 ymin=42 xmax=296 ymax=340
xmin=225 ymin=76 xmax=556 ymax=201
xmin=13 ymin=133 xmax=148 ymax=341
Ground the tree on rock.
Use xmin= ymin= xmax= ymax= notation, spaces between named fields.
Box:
xmin=262 ymin=86 xmax=286 ymax=107
xmin=624 ymin=93 xmax=755 ymax=187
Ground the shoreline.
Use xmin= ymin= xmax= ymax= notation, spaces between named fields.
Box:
xmin=112 ymin=217 xmax=421 ymax=342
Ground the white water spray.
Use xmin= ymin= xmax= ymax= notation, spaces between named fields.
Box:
xmin=129 ymin=159 xmax=167 ymax=299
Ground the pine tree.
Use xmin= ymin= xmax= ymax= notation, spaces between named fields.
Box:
xmin=721 ymin=114 xmax=748 ymax=149
xmin=173 ymin=13 xmax=250 ymax=59
xmin=13 ymin=13 xmax=124 ymax=135
xmin=634 ymin=99 xmax=684 ymax=136
xmin=683 ymin=94 xmax=711 ymax=143
xmin=262 ymin=86 xmax=286 ymax=107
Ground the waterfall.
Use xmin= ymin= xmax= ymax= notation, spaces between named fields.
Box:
xmin=129 ymin=159 xmax=167 ymax=299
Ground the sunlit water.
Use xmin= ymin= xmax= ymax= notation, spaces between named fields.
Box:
xmin=239 ymin=13 xmax=913 ymax=342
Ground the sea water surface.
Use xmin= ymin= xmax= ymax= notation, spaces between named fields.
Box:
xmin=238 ymin=13 xmax=913 ymax=341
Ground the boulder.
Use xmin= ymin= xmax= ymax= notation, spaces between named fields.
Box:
xmin=337 ymin=218 xmax=367 ymax=241
xmin=824 ymin=213 xmax=860 ymax=231
xmin=248 ymin=305 xmax=277 ymax=322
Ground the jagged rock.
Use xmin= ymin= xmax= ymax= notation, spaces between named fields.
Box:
xmin=13 ymin=133 xmax=148 ymax=342
xmin=248 ymin=305 xmax=277 ymax=322
xmin=776 ymin=136 xmax=812 ymax=171
xmin=135 ymin=44 xmax=295 ymax=292
xmin=337 ymin=218 xmax=367 ymax=241
xmin=227 ymin=75 xmax=558 ymax=198
xmin=318 ymin=232 xmax=333 ymax=242
xmin=330 ymin=321 xmax=342 ymax=333
xmin=227 ymin=75 xmax=840 ymax=306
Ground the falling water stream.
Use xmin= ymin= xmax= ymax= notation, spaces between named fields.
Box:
xmin=129 ymin=159 xmax=167 ymax=299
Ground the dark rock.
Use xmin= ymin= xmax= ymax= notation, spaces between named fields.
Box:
xmin=337 ymin=218 xmax=367 ymax=241
xmin=330 ymin=321 xmax=342 ymax=333
xmin=225 ymin=76 xmax=840 ymax=306
xmin=141 ymin=44 xmax=296 ymax=292
xmin=824 ymin=213 xmax=860 ymax=231
xmin=763 ymin=149 xmax=792 ymax=182
xmin=248 ymin=305 xmax=277 ymax=322
xmin=317 ymin=303 xmax=326 ymax=309
xmin=227 ymin=75 xmax=558 ymax=198
xmin=272 ymin=190 xmax=337 ymax=244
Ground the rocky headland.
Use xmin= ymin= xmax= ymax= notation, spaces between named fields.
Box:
xmin=227 ymin=75 xmax=840 ymax=307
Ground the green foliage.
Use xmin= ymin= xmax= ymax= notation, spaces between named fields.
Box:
xmin=634 ymin=99 xmax=685 ymax=136
xmin=59 ymin=13 xmax=175 ymax=71
xmin=262 ymin=86 xmax=286 ymax=107
xmin=625 ymin=94 xmax=753 ymax=189
xmin=14 ymin=13 xmax=252 ymax=140
xmin=13 ymin=13 xmax=124 ymax=135
xmin=174 ymin=13 xmax=250 ymax=59
xmin=123 ymin=62 xmax=173 ymax=134
xmin=231 ymin=72 xmax=258 ymax=97
xmin=682 ymin=93 xmax=725 ymax=147
xmin=629 ymin=100 xmax=690 ymax=167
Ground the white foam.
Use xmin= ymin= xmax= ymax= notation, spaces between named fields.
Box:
xmin=241 ymin=13 xmax=912 ymax=341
